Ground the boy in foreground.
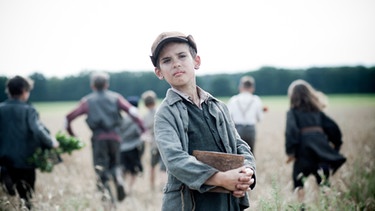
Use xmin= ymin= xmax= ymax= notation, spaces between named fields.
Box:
xmin=150 ymin=31 xmax=256 ymax=211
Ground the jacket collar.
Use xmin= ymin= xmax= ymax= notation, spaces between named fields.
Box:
xmin=165 ymin=87 xmax=218 ymax=106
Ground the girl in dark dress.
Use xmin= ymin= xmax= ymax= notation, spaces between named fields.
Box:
xmin=285 ymin=79 xmax=346 ymax=204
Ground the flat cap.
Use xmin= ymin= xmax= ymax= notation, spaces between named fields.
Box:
xmin=150 ymin=31 xmax=197 ymax=67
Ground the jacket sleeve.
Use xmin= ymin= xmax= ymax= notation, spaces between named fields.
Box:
xmin=321 ymin=112 xmax=343 ymax=151
xmin=65 ymin=100 xmax=88 ymax=136
xmin=235 ymin=131 xmax=257 ymax=189
xmin=285 ymin=110 xmax=300 ymax=156
xmin=28 ymin=107 xmax=54 ymax=149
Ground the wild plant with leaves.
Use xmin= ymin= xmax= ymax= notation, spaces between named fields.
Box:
xmin=28 ymin=131 xmax=85 ymax=172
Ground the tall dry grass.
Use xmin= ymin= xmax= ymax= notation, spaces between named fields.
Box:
xmin=1 ymin=98 xmax=374 ymax=210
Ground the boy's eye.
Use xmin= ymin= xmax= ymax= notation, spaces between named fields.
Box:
xmin=161 ymin=58 xmax=171 ymax=64
xmin=178 ymin=53 xmax=187 ymax=59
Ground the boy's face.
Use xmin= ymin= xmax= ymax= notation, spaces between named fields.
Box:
xmin=155 ymin=42 xmax=200 ymax=90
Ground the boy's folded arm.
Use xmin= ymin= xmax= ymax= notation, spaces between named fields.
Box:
xmin=204 ymin=166 xmax=254 ymax=192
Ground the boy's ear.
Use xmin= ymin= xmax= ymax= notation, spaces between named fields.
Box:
xmin=194 ymin=55 xmax=201 ymax=70
xmin=154 ymin=68 xmax=164 ymax=80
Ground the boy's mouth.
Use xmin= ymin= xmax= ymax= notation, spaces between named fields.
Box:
xmin=173 ymin=71 xmax=185 ymax=77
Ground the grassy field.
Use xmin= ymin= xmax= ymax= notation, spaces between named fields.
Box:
xmin=1 ymin=94 xmax=374 ymax=210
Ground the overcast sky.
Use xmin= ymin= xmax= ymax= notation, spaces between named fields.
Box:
xmin=1 ymin=0 xmax=374 ymax=78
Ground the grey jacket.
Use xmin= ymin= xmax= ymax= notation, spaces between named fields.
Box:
xmin=0 ymin=99 xmax=54 ymax=168
xmin=85 ymin=90 xmax=123 ymax=137
xmin=154 ymin=89 xmax=256 ymax=211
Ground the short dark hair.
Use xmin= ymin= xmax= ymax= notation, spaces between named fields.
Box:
xmin=142 ymin=90 xmax=157 ymax=107
xmin=240 ymin=76 xmax=255 ymax=89
xmin=6 ymin=75 xmax=34 ymax=97
xmin=127 ymin=96 xmax=140 ymax=107
xmin=90 ymin=72 xmax=109 ymax=91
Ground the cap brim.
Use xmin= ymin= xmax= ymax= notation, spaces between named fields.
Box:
xmin=152 ymin=37 xmax=189 ymax=66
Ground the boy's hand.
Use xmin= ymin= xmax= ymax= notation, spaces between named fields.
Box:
xmin=286 ymin=155 xmax=295 ymax=164
xmin=140 ymin=132 xmax=152 ymax=143
xmin=209 ymin=166 xmax=254 ymax=198
xmin=51 ymin=137 xmax=60 ymax=148
xmin=232 ymin=167 xmax=254 ymax=197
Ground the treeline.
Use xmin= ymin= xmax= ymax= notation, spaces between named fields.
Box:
xmin=0 ymin=66 xmax=374 ymax=102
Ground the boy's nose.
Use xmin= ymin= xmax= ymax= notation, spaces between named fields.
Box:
xmin=173 ymin=61 xmax=181 ymax=68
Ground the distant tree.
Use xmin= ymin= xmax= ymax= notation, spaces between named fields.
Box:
xmin=3 ymin=66 xmax=373 ymax=102
xmin=209 ymin=75 xmax=235 ymax=97
xmin=364 ymin=66 xmax=375 ymax=92
xmin=109 ymin=71 xmax=169 ymax=98
xmin=29 ymin=72 xmax=48 ymax=101
xmin=251 ymin=67 xmax=302 ymax=95
xmin=0 ymin=76 xmax=8 ymax=102
xmin=305 ymin=66 xmax=375 ymax=94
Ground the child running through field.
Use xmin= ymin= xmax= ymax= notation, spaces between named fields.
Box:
xmin=149 ymin=31 xmax=256 ymax=211
xmin=65 ymin=72 xmax=145 ymax=206
xmin=227 ymin=75 xmax=264 ymax=155
xmin=0 ymin=76 xmax=59 ymax=210
xmin=119 ymin=96 xmax=144 ymax=195
xmin=285 ymin=79 xmax=346 ymax=207
xmin=141 ymin=90 xmax=167 ymax=191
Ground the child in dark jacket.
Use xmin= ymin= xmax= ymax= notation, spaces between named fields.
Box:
xmin=0 ymin=76 xmax=59 ymax=209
